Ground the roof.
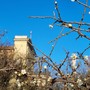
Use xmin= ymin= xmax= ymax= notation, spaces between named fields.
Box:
xmin=28 ymin=39 xmax=36 ymax=56
xmin=0 ymin=46 xmax=14 ymax=50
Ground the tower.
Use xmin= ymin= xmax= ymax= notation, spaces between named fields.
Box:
xmin=14 ymin=36 xmax=36 ymax=59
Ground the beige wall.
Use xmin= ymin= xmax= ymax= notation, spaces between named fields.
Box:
xmin=14 ymin=36 xmax=35 ymax=59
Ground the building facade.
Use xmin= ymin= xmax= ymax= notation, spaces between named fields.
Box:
xmin=14 ymin=36 xmax=36 ymax=59
xmin=0 ymin=36 xmax=36 ymax=71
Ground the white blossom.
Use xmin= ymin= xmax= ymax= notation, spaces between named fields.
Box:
xmin=71 ymin=53 xmax=77 ymax=69
xmin=69 ymin=83 xmax=74 ymax=87
xmin=89 ymin=11 xmax=90 ymax=14
xmin=57 ymin=73 xmax=60 ymax=76
xmin=84 ymin=78 xmax=87 ymax=81
xmin=71 ymin=59 xmax=77 ymax=69
xmin=18 ymin=83 xmax=21 ymax=87
xmin=73 ymin=71 xmax=77 ymax=74
xmin=71 ymin=53 xmax=77 ymax=60
xmin=49 ymin=24 xmax=53 ymax=28
xmin=21 ymin=69 xmax=27 ymax=75
xmin=77 ymin=78 xmax=83 ymax=87
xmin=55 ymin=1 xmax=57 ymax=4
xmin=16 ymin=79 xmax=21 ymax=87
xmin=68 ymin=24 xmax=72 ymax=27
xmin=84 ymin=55 xmax=88 ymax=60
xmin=21 ymin=82 xmax=24 ymax=86
xmin=18 ymin=73 xmax=21 ymax=76
xmin=44 ymin=65 xmax=47 ymax=69
xmin=71 ymin=0 xmax=75 ymax=2
xmin=17 ymin=83 xmax=21 ymax=87
xmin=16 ymin=79 xmax=20 ymax=83
xmin=14 ymin=71 xmax=18 ymax=74
xmin=43 ymin=56 xmax=46 ymax=59
xmin=47 ymin=77 xmax=52 ymax=81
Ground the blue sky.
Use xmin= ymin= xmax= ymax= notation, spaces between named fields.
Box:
xmin=0 ymin=0 xmax=90 ymax=63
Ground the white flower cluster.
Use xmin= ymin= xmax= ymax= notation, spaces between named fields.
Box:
xmin=69 ymin=83 xmax=74 ymax=87
xmin=71 ymin=53 xmax=77 ymax=60
xmin=77 ymin=78 xmax=83 ymax=87
xmin=71 ymin=60 xmax=77 ymax=69
xmin=16 ymin=79 xmax=21 ymax=87
xmin=21 ymin=69 xmax=27 ymax=75
xmin=71 ymin=53 xmax=77 ymax=69
xmin=16 ymin=79 xmax=25 ymax=88
xmin=49 ymin=24 xmax=53 ymax=28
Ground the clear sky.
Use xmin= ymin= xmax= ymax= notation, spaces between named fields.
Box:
xmin=0 ymin=0 xmax=90 ymax=63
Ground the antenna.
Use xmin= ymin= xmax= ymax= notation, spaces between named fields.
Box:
xmin=30 ymin=31 xmax=32 ymax=39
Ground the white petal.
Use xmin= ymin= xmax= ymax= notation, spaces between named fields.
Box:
xmin=55 ymin=1 xmax=57 ymax=4
xmin=89 ymin=11 xmax=90 ymax=14
xmin=71 ymin=0 xmax=75 ymax=2
xmin=49 ymin=24 xmax=53 ymax=28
